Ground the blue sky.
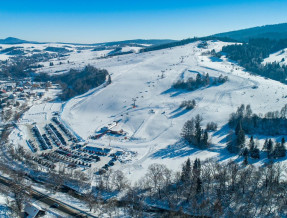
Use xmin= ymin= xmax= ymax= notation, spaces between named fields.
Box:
xmin=0 ymin=0 xmax=286 ymax=43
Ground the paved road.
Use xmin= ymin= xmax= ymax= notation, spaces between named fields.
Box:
xmin=0 ymin=175 xmax=97 ymax=218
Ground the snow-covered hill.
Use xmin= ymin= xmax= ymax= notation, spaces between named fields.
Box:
xmin=53 ymin=40 xmax=287 ymax=181
xmin=8 ymin=39 xmax=287 ymax=182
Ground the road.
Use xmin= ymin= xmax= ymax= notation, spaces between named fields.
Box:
xmin=0 ymin=175 xmax=97 ymax=218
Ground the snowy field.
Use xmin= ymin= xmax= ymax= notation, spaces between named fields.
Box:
xmin=264 ymin=48 xmax=287 ymax=65
xmin=10 ymin=40 xmax=287 ymax=182
xmin=0 ymin=42 xmax=143 ymax=67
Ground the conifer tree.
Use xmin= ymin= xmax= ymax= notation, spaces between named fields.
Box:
xmin=192 ymin=158 xmax=201 ymax=181
xmin=251 ymin=146 xmax=260 ymax=159
xmin=249 ymin=136 xmax=255 ymax=151
xmin=249 ymin=136 xmax=260 ymax=159
xmin=235 ymin=122 xmax=241 ymax=135
xmin=242 ymin=147 xmax=249 ymax=165
xmin=282 ymin=137 xmax=285 ymax=146
xmin=203 ymin=130 xmax=209 ymax=147
xmin=273 ymin=140 xmax=286 ymax=158
xmin=263 ymin=139 xmax=268 ymax=151
xmin=181 ymin=119 xmax=194 ymax=143
xmin=196 ymin=177 xmax=202 ymax=194
xmin=195 ymin=115 xmax=202 ymax=145
xmin=243 ymin=155 xmax=248 ymax=165
xmin=196 ymin=73 xmax=201 ymax=85
xmin=236 ymin=129 xmax=245 ymax=149
xmin=267 ymin=139 xmax=273 ymax=159
xmin=181 ymin=158 xmax=191 ymax=183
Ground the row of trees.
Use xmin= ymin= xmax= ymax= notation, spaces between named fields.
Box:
xmin=229 ymin=104 xmax=287 ymax=135
xmin=173 ymin=73 xmax=228 ymax=91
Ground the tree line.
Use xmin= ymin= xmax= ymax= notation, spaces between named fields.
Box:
xmin=220 ymin=38 xmax=287 ymax=83
xmin=140 ymin=37 xmax=237 ymax=53
xmin=35 ymin=65 xmax=110 ymax=100
xmin=229 ymin=104 xmax=287 ymax=135
xmin=129 ymin=159 xmax=287 ymax=217
xmin=227 ymin=104 xmax=286 ymax=160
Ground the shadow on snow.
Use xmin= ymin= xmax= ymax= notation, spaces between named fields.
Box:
xmin=151 ymin=140 xmax=200 ymax=159
xmin=169 ymin=108 xmax=190 ymax=119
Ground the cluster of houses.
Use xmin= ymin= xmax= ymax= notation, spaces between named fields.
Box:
xmin=0 ymin=80 xmax=52 ymax=109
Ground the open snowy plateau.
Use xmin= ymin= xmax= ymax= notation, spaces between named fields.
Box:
xmin=9 ymin=40 xmax=287 ymax=182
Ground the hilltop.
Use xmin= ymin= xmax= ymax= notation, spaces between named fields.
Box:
xmin=213 ymin=22 xmax=287 ymax=41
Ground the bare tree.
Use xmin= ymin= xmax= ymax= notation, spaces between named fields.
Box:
xmin=111 ymin=170 xmax=130 ymax=191
xmin=84 ymin=191 xmax=97 ymax=212
xmin=144 ymin=163 xmax=171 ymax=199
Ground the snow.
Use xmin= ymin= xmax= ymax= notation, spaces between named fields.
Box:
xmin=121 ymin=46 xmax=142 ymax=53
xmin=0 ymin=54 xmax=10 ymax=61
xmin=263 ymin=48 xmax=287 ymax=65
xmin=54 ymin=40 xmax=287 ymax=181
xmin=10 ymin=40 xmax=287 ymax=183
xmin=9 ymin=86 xmax=62 ymax=151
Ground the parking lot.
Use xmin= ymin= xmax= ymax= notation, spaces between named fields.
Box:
xmin=25 ymin=116 xmax=126 ymax=174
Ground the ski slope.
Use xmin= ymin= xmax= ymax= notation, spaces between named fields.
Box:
xmin=56 ymin=40 xmax=287 ymax=181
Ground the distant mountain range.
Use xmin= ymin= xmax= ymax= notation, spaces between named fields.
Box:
xmin=0 ymin=37 xmax=32 ymax=44
xmin=1 ymin=22 xmax=287 ymax=45
xmin=0 ymin=37 xmax=175 ymax=46
xmin=213 ymin=23 xmax=287 ymax=41
xmin=92 ymin=39 xmax=176 ymax=46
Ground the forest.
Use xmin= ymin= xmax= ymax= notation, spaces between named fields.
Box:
xmin=226 ymin=104 xmax=286 ymax=159
xmin=220 ymin=38 xmax=287 ymax=83
xmin=35 ymin=65 xmax=110 ymax=100
xmin=53 ymin=65 xmax=110 ymax=100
